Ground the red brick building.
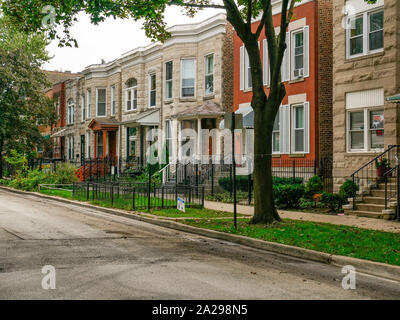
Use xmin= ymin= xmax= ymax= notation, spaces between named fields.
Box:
xmin=233 ymin=0 xmax=332 ymax=165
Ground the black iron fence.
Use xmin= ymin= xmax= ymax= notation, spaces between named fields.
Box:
xmin=72 ymin=181 xmax=204 ymax=211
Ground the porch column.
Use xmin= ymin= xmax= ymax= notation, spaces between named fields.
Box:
xmin=94 ymin=131 xmax=97 ymax=158
xmin=103 ymin=130 xmax=107 ymax=158
xmin=197 ymin=118 xmax=202 ymax=162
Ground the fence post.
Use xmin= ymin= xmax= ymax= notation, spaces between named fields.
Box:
xmin=132 ymin=187 xmax=136 ymax=210
xmin=161 ymin=187 xmax=164 ymax=209
xmin=196 ymin=163 xmax=199 ymax=186
xmin=202 ymin=186 xmax=205 ymax=208
xmin=248 ymin=174 xmax=252 ymax=205
xmin=211 ymin=161 xmax=214 ymax=196
xmin=72 ymin=182 xmax=75 ymax=198
xmin=229 ymin=163 xmax=233 ymax=197
xmin=86 ymin=182 xmax=89 ymax=201
xmin=148 ymin=166 xmax=151 ymax=211
xmin=292 ymin=160 xmax=296 ymax=183
xmin=314 ymin=160 xmax=317 ymax=176
xmin=111 ymin=184 xmax=114 ymax=206
xmin=103 ymin=157 xmax=106 ymax=182
xmin=352 ymin=175 xmax=356 ymax=210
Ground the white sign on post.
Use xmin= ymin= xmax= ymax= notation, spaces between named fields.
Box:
xmin=177 ymin=197 xmax=185 ymax=213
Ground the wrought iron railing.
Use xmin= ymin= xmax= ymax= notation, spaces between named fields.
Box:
xmin=383 ymin=163 xmax=400 ymax=220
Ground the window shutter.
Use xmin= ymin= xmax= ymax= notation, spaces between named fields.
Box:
xmin=280 ymin=104 xmax=290 ymax=154
xmin=245 ymin=48 xmax=250 ymax=89
xmin=263 ymin=39 xmax=269 ymax=86
xmin=240 ymin=46 xmax=244 ymax=91
xmin=303 ymin=26 xmax=310 ymax=78
xmin=304 ymin=102 xmax=310 ymax=154
xmin=281 ymin=32 xmax=290 ymax=82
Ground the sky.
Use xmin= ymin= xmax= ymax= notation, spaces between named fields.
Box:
xmin=43 ymin=7 xmax=224 ymax=73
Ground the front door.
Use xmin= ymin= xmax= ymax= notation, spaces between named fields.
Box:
xmin=108 ymin=131 xmax=116 ymax=159
xmin=80 ymin=135 xmax=85 ymax=164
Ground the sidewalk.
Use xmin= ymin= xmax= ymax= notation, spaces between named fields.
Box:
xmin=204 ymin=200 xmax=400 ymax=233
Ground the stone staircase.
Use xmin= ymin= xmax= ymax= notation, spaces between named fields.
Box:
xmin=344 ymin=178 xmax=397 ymax=220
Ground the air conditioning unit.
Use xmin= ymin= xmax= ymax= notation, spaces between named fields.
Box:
xmin=294 ymin=68 xmax=304 ymax=79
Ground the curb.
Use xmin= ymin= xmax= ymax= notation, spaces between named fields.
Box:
xmin=2 ymin=185 xmax=400 ymax=282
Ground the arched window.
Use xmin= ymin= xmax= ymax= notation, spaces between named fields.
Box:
xmin=67 ymin=99 xmax=75 ymax=125
xmin=125 ymin=78 xmax=137 ymax=111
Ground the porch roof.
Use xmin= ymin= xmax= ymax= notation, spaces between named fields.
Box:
xmin=173 ymin=101 xmax=225 ymax=119
xmin=219 ymin=106 xmax=254 ymax=129
xmin=386 ymin=94 xmax=400 ymax=103
xmin=88 ymin=118 xmax=120 ymax=131
xmin=121 ymin=109 xmax=160 ymax=126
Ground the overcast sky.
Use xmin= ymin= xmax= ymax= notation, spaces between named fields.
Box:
xmin=43 ymin=7 xmax=223 ymax=73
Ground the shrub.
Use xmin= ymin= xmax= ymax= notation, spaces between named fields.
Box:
xmin=299 ymin=198 xmax=315 ymax=210
xmin=320 ymin=193 xmax=345 ymax=212
xmin=274 ymin=184 xmax=305 ymax=209
xmin=218 ymin=176 xmax=303 ymax=193
xmin=339 ymin=180 xmax=359 ymax=200
xmin=304 ymin=175 xmax=323 ymax=199
xmin=53 ymin=163 xmax=79 ymax=184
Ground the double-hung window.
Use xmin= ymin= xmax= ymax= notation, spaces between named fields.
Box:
xmin=111 ymin=86 xmax=116 ymax=116
xmin=348 ymin=109 xmax=384 ymax=151
xmin=55 ymin=97 xmax=60 ymax=120
xmin=149 ymin=74 xmax=156 ymax=107
xmin=127 ymin=127 xmax=137 ymax=158
xmin=347 ymin=9 xmax=384 ymax=58
xmin=181 ymin=59 xmax=196 ymax=98
xmin=81 ymin=95 xmax=85 ymax=122
xmin=86 ymin=132 xmax=91 ymax=158
xmin=165 ymin=61 xmax=173 ymax=100
xmin=97 ymin=132 xmax=104 ymax=158
xmin=125 ymin=78 xmax=137 ymax=111
xmin=165 ymin=120 xmax=172 ymax=157
xmin=239 ymin=46 xmax=252 ymax=90
xmin=86 ymin=90 xmax=91 ymax=118
xmin=205 ymin=54 xmax=214 ymax=96
xmin=68 ymin=136 xmax=74 ymax=160
xmin=292 ymin=31 xmax=304 ymax=78
xmin=293 ymin=105 xmax=305 ymax=153
xmin=67 ymin=100 xmax=74 ymax=125
xmin=272 ymin=112 xmax=280 ymax=154
xmin=96 ymin=88 xmax=106 ymax=117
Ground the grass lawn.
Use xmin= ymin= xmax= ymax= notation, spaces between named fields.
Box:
xmin=182 ymin=219 xmax=400 ymax=266
xmin=149 ymin=207 xmax=246 ymax=218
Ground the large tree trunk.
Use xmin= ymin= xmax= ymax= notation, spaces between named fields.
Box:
xmin=251 ymin=101 xmax=281 ymax=224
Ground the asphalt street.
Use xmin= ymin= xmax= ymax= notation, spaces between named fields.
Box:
xmin=0 ymin=189 xmax=399 ymax=299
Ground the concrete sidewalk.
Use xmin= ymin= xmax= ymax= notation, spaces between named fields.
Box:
xmin=204 ymin=200 xmax=400 ymax=233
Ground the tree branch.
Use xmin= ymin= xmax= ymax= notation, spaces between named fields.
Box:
xmin=168 ymin=1 xmax=226 ymax=9
xmin=254 ymin=0 xmax=271 ymax=39
xmin=222 ymin=0 xmax=247 ymax=39
xmin=247 ymin=0 xmax=252 ymax=31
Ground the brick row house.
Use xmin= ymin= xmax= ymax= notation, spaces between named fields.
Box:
xmin=232 ymin=0 xmax=333 ymax=172
xmin=59 ymin=14 xmax=233 ymax=170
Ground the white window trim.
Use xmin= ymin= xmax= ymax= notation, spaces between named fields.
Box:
xmin=346 ymin=8 xmax=384 ymax=59
xmin=165 ymin=61 xmax=173 ymax=100
xmin=204 ymin=53 xmax=214 ymax=96
xmin=291 ymin=30 xmax=304 ymax=80
xmin=81 ymin=95 xmax=85 ymax=122
xmin=148 ymin=73 xmax=156 ymax=108
xmin=67 ymin=100 xmax=75 ymax=125
xmin=180 ymin=58 xmax=196 ymax=99
xmin=86 ymin=90 xmax=91 ymax=119
xmin=125 ymin=83 xmax=137 ymax=112
xmin=96 ymin=88 xmax=107 ymax=117
xmin=111 ymin=85 xmax=116 ymax=116
xmin=346 ymin=107 xmax=385 ymax=153
xmin=291 ymin=104 xmax=306 ymax=154
xmin=272 ymin=111 xmax=280 ymax=154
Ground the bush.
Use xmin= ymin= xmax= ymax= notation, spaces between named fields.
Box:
xmin=320 ymin=192 xmax=345 ymax=212
xmin=274 ymin=184 xmax=305 ymax=209
xmin=53 ymin=163 xmax=79 ymax=184
xmin=339 ymin=180 xmax=359 ymax=200
xmin=304 ymin=175 xmax=323 ymax=199
xmin=218 ymin=176 xmax=303 ymax=193
xmin=299 ymin=198 xmax=315 ymax=210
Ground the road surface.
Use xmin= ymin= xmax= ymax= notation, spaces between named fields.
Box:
xmin=0 ymin=189 xmax=399 ymax=299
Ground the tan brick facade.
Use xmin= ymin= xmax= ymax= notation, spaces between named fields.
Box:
xmin=332 ymin=0 xmax=400 ymax=190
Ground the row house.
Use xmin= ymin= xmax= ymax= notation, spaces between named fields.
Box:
xmin=332 ymin=0 xmax=400 ymax=190
xmin=61 ymin=13 xmax=233 ymax=167
xmin=233 ymin=0 xmax=333 ymax=166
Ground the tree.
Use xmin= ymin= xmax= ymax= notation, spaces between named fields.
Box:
xmin=0 ymin=14 xmax=55 ymax=178
xmin=2 ymin=0 xmax=376 ymax=223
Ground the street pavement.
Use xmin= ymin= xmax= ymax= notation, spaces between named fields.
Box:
xmin=0 ymin=189 xmax=399 ymax=300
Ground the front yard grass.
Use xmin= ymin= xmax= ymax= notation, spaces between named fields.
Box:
xmin=149 ymin=207 xmax=246 ymax=218
xmin=182 ymin=219 xmax=400 ymax=266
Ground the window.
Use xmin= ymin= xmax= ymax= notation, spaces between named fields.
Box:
xmin=86 ymin=90 xmax=91 ymax=118
xmin=127 ymin=127 xmax=137 ymax=157
xmin=67 ymin=99 xmax=74 ymax=125
xmin=55 ymin=97 xmax=60 ymax=120
xmin=96 ymin=88 xmax=106 ymax=117
xmin=293 ymin=105 xmax=305 ymax=153
xmin=272 ymin=112 xmax=280 ymax=153
xmin=111 ymin=86 xmax=116 ymax=116
xmin=125 ymin=78 xmax=137 ymax=111
xmin=81 ymin=95 xmax=85 ymax=122
xmin=68 ymin=136 xmax=74 ymax=160
xmin=181 ymin=59 xmax=196 ymax=97
xmin=348 ymin=108 xmax=384 ymax=151
xmin=239 ymin=46 xmax=253 ymax=90
xmin=96 ymin=132 xmax=104 ymax=158
xmin=292 ymin=31 xmax=304 ymax=78
xmin=347 ymin=9 xmax=384 ymax=58
xmin=165 ymin=61 xmax=173 ymax=100
xmin=86 ymin=132 xmax=91 ymax=158
xmin=149 ymin=74 xmax=156 ymax=107
xmin=205 ymin=54 xmax=214 ymax=95
xmin=165 ymin=120 xmax=172 ymax=156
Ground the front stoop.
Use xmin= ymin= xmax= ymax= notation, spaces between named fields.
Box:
xmin=343 ymin=188 xmax=396 ymax=220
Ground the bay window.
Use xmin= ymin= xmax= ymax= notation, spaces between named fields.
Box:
xmin=347 ymin=9 xmax=384 ymax=58
xmin=181 ymin=59 xmax=196 ymax=98
xmin=149 ymin=73 xmax=156 ymax=107
xmin=165 ymin=61 xmax=173 ymax=100
xmin=205 ymin=54 xmax=214 ymax=95
xmin=96 ymin=88 xmax=106 ymax=117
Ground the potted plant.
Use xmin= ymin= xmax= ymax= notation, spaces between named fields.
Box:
xmin=375 ymin=158 xmax=390 ymax=177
